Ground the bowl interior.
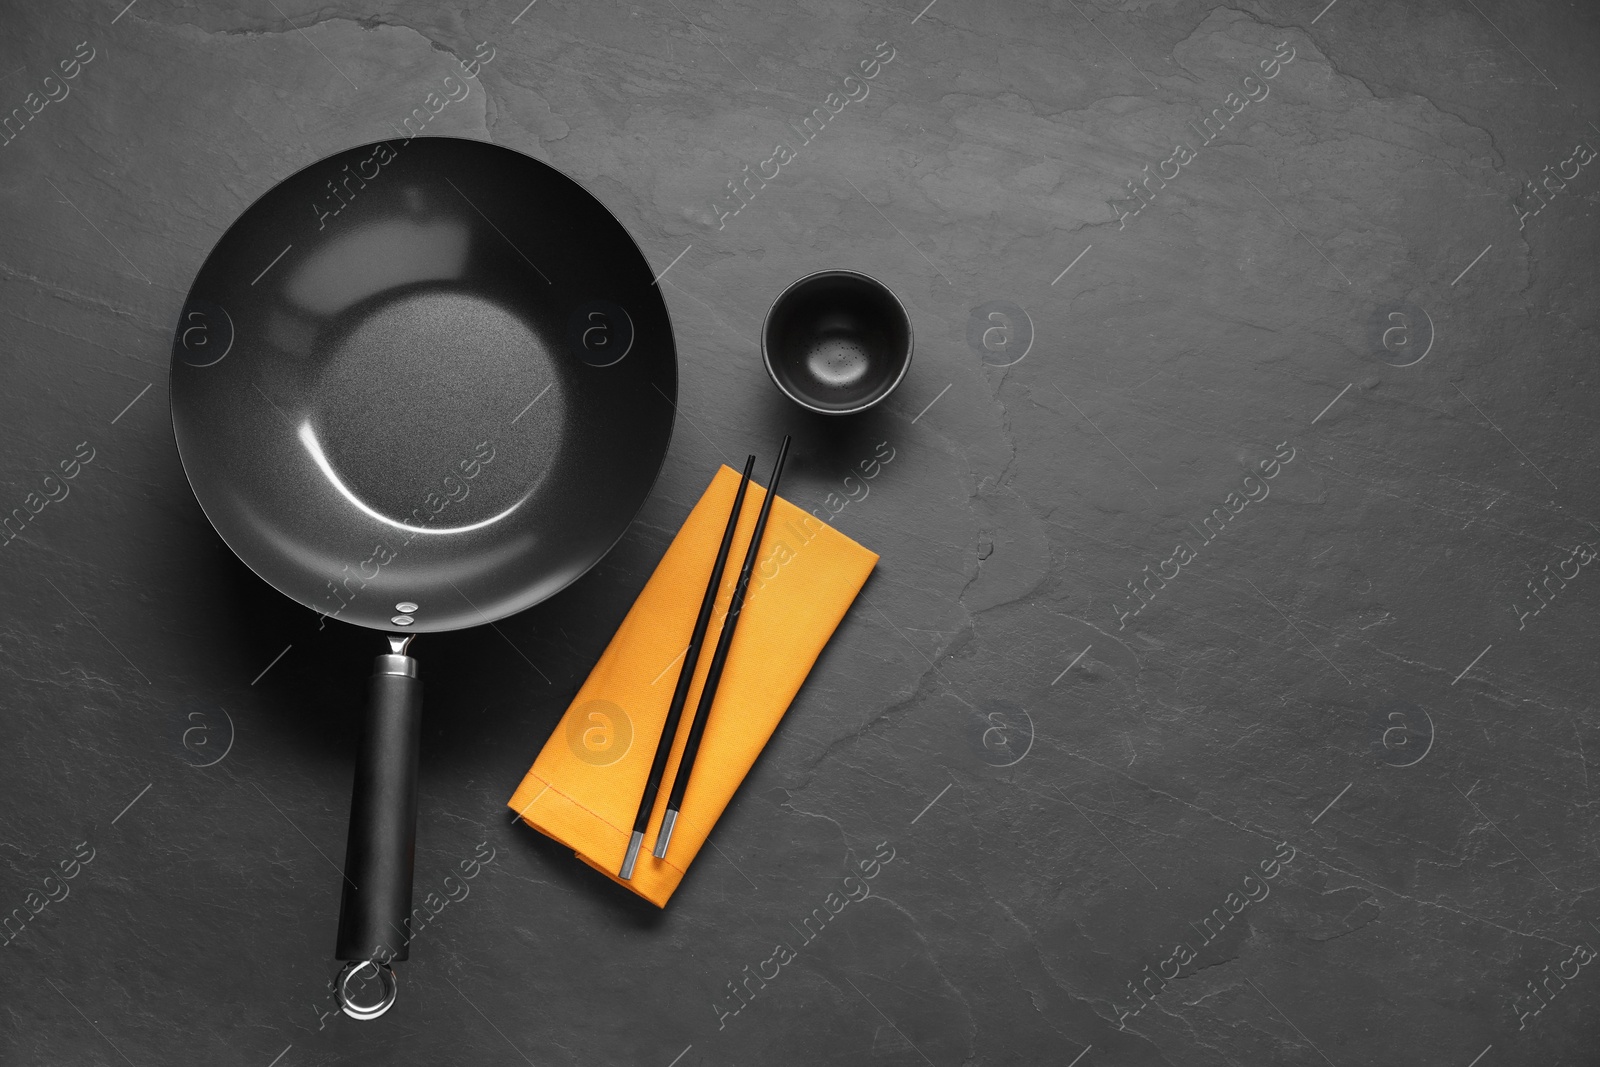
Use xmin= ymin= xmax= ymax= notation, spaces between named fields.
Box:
xmin=763 ymin=272 xmax=910 ymax=413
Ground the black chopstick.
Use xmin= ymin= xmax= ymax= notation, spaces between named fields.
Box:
xmin=620 ymin=455 xmax=756 ymax=880
xmin=653 ymin=435 xmax=791 ymax=860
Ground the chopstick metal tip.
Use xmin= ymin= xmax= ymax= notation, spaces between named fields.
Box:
xmin=619 ymin=830 xmax=644 ymax=880
xmin=652 ymin=809 xmax=679 ymax=859
xmin=623 ymin=458 xmax=754 ymax=876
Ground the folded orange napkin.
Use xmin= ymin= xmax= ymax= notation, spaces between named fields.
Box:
xmin=506 ymin=464 xmax=879 ymax=906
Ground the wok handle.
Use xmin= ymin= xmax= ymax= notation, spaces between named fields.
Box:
xmin=334 ymin=649 xmax=422 ymax=992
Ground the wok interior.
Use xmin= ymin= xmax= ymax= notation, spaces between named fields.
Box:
xmin=170 ymin=138 xmax=675 ymax=633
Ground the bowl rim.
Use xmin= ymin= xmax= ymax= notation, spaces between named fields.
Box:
xmin=759 ymin=268 xmax=914 ymax=416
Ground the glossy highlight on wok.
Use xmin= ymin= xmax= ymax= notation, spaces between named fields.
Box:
xmin=315 ymin=439 xmax=498 ymax=628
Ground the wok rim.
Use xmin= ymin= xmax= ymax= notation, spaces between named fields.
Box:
xmin=167 ymin=135 xmax=679 ymax=634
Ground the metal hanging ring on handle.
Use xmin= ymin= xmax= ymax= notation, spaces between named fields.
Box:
xmin=337 ymin=960 xmax=398 ymax=1020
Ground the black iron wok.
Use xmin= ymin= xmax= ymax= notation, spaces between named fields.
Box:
xmin=169 ymin=136 xmax=676 ymax=1016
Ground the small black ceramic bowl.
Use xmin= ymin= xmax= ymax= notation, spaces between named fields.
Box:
xmin=761 ymin=270 xmax=912 ymax=415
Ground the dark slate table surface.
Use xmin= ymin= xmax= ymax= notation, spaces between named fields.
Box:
xmin=3 ymin=1 xmax=1597 ymax=1064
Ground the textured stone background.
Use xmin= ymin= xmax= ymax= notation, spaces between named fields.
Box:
xmin=1 ymin=0 xmax=1597 ymax=1064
